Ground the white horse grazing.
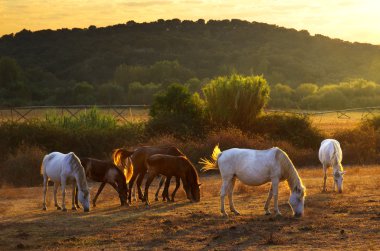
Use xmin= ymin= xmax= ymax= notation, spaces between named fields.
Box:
xmin=319 ymin=139 xmax=345 ymax=193
xmin=201 ymin=146 xmax=306 ymax=217
xmin=41 ymin=152 xmax=90 ymax=212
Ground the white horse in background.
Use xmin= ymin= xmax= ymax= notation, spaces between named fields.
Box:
xmin=201 ymin=146 xmax=306 ymax=217
xmin=319 ymin=139 xmax=345 ymax=193
xmin=41 ymin=152 xmax=90 ymax=212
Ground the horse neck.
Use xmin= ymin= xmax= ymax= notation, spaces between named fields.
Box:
xmin=280 ymin=155 xmax=302 ymax=191
xmin=74 ymin=165 xmax=89 ymax=192
xmin=332 ymin=159 xmax=343 ymax=172
xmin=186 ymin=162 xmax=199 ymax=186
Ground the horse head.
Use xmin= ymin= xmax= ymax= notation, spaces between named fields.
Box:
xmin=289 ymin=184 xmax=306 ymax=217
xmin=78 ymin=189 xmax=90 ymax=212
xmin=334 ymin=170 xmax=346 ymax=193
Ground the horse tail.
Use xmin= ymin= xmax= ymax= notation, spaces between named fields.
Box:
xmin=112 ymin=148 xmax=134 ymax=183
xmin=123 ymin=160 xmax=134 ymax=183
xmin=199 ymin=144 xmax=222 ymax=172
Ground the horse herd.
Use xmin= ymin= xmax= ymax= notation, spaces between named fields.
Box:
xmin=41 ymin=139 xmax=345 ymax=217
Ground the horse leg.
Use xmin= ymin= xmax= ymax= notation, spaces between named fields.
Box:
xmin=144 ymin=173 xmax=155 ymax=208
xmin=264 ymin=184 xmax=273 ymax=215
xmin=53 ymin=182 xmax=61 ymax=210
xmin=109 ymin=182 xmax=126 ymax=206
xmin=220 ymin=179 xmax=230 ymax=217
xmin=60 ymin=177 xmax=67 ymax=211
xmin=171 ymin=177 xmax=181 ymax=202
xmin=272 ymin=179 xmax=281 ymax=216
xmin=42 ymin=176 xmax=48 ymax=210
xmin=136 ymin=173 xmax=146 ymax=201
xmin=93 ymin=182 xmax=106 ymax=207
xmin=74 ymin=186 xmax=80 ymax=209
xmin=155 ymin=176 xmax=165 ymax=201
xmin=163 ymin=177 xmax=171 ymax=202
xmin=228 ymin=176 xmax=239 ymax=215
xmin=132 ymin=183 xmax=137 ymax=202
xmin=71 ymin=183 xmax=77 ymax=210
xmin=322 ymin=164 xmax=327 ymax=192
xmin=127 ymin=174 xmax=138 ymax=204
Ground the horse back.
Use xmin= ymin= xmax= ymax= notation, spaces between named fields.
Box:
xmin=132 ymin=146 xmax=184 ymax=172
xmin=319 ymin=139 xmax=342 ymax=165
xmin=80 ymin=157 xmax=120 ymax=182
xmin=42 ymin=152 xmax=78 ymax=182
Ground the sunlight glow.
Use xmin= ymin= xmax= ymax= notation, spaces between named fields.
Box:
xmin=0 ymin=0 xmax=379 ymax=44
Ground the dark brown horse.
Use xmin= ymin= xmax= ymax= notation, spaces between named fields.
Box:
xmin=144 ymin=154 xmax=201 ymax=207
xmin=113 ymin=146 xmax=184 ymax=204
xmin=76 ymin=158 xmax=129 ymax=207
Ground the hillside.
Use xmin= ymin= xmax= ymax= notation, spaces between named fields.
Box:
xmin=1 ymin=19 xmax=380 ymax=106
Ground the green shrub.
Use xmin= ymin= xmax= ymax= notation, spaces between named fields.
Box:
xmin=148 ymin=84 xmax=206 ymax=137
xmin=202 ymin=74 xmax=270 ymax=128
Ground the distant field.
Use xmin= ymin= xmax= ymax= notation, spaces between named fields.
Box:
xmin=0 ymin=166 xmax=379 ymax=250
xmin=1 ymin=107 xmax=379 ymax=135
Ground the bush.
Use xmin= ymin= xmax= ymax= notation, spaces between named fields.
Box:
xmin=333 ymin=125 xmax=378 ymax=164
xmin=0 ymin=144 xmax=46 ymax=187
xmin=251 ymin=114 xmax=323 ymax=149
xmin=202 ymin=74 xmax=270 ymax=128
xmin=147 ymin=84 xmax=206 ymax=137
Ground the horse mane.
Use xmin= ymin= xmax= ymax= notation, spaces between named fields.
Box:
xmin=275 ymin=148 xmax=306 ymax=197
xmin=182 ymin=157 xmax=200 ymax=186
xmin=331 ymin=141 xmax=344 ymax=172
xmin=67 ymin=152 xmax=89 ymax=192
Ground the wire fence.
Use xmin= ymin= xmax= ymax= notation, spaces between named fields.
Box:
xmin=0 ymin=105 xmax=380 ymax=123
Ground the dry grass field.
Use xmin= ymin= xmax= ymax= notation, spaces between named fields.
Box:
xmin=0 ymin=166 xmax=379 ymax=250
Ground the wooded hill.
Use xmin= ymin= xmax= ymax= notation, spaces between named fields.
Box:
xmin=1 ymin=19 xmax=380 ymax=106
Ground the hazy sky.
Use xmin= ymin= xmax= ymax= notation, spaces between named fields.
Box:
xmin=1 ymin=0 xmax=379 ymax=44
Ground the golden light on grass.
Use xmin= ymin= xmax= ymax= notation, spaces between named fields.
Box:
xmin=0 ymin=165 xmax=379 ymax=249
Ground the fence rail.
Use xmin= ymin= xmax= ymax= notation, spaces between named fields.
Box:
xmin=0 ymin=105 xmax=379 ymax=123
xmin=0 ymin=105 xmax=149 ymax=123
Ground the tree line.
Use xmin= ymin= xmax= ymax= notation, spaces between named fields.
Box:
xmin=1 ymin=19 xmax=380 ymax=107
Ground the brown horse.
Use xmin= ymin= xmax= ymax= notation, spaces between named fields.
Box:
xmin=144 ymin=154 xmax=201 ymax=207
xmin=113 ymin=146 xmax=184 ymax=204
xmin=76 ymin=158 xmax=129 ymax=207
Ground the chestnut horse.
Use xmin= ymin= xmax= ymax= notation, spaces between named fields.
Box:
xmin=144 ymin=154 xmax=201 ymax=208
xmin=75 ymin=158 xmax=129 ymax=207
xmin=113 ymin=146 xmax=184 ymax=204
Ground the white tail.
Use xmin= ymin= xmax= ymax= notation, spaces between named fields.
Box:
xmin=199 ymin=145 xmax=221 ymax=172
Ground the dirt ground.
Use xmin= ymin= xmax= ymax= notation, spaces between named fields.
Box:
xmin=0 ymin=166 xmax=379 ymax=250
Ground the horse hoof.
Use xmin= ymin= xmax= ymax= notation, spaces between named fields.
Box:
xmin=93 ymin=204 xmax=96 ymax=208
xmin=76 ymin=205 xmax=81 ymax=209
xmin=232 ymin=211 xmax=240 ymax=216
xmin=155 ymin=197 xmax=159 ymax=201
xmin=221 ymin=212 xmax=228 ymax=217
xmin=42 ymin=207 xmax=47 ymax=211
xmin=72 ymin=207 xmax=77 ymax=211
xmin=62 ymin=208 xmax=67 ymax=212
xmin=145 ymin=205 xmax=150 ymax=209
xmin=275 ymin=213 xmax=282 ymax=217
xmin=265 ymin=211 xmax=271 ymax=216
xmin=56 ymin=206 xmax=61 ymax=210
